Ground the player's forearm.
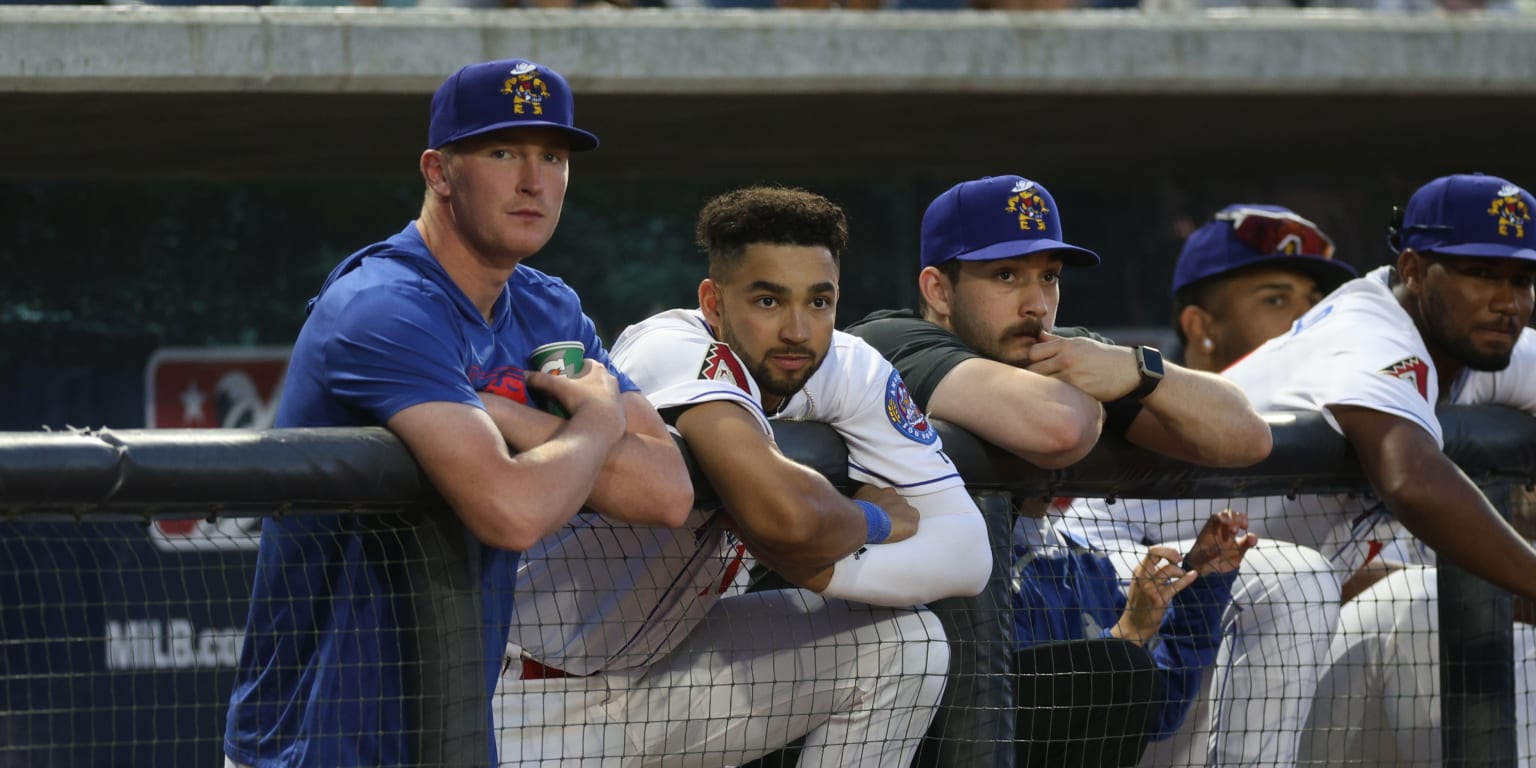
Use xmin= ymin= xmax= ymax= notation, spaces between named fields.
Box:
xmin=1131 ymin=366 xmax=1272 ymax=467
xmin=479 ymin=391 xmax=562 ymax=449
xmin=991 ymin=387 xmax=1103 ymax=469
xmin=742 ymin=551 xmax=835 ymax=593
xmin=1160 ymin=570 xmax=1236 ymax=652
xmin=821 ymin=488 xmax=990 ymax=606
xmin=1142 ymin=576 xmax=1233 ymax=739
xmin=929 ymin=361 xmax=1104 ymax=469
xmin=726 ymin=467 xmax=869 ymax=571
xmin=584 ymin=432 xmax=693 ymax=527
xmin=458 ymin=420 xmax=620 ymax=551
xmin=481 ymin=392 xmax=691 ymax=528
xmin=1385 ymin=464 xmax=1536 ymax=600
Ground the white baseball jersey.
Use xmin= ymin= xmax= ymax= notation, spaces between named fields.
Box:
xmin=1068 ymin=266 xmax=1536 ymax=575
xmin=509 ymin=308 xmax=977 ymax=676
xmin=1062 ymin=266 xmax=1536 ymax=768
xmin=1458 ymin=325 xmax=1536 ymax=410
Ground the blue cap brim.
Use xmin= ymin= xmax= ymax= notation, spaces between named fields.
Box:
xmin=1424 ymin=242 xmax=1536 ymax=261
xmin=951 ymin=237 xmax=1100 ymax=267
xmin=435 ymin=120 xmax=600 ymax=152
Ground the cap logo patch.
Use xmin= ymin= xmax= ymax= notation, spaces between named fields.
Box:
xmin=500 ymin=65 xmax=548 ymax=116
xmin=884 ymin=370 xmax=937 ymax=444
xmin=699 ymin=341 xmax=752 ymax=394
xmin=1488 ymin=184 xmax=1530 ymax=239
xmin=1006 ymin=180 xmax=1049 ymax=232
xmin=1379 ymin=355 xmax=1429 ymax=401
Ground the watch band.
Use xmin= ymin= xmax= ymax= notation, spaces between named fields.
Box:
xmin=1131 ymin=346 xmax=1165 ymax=401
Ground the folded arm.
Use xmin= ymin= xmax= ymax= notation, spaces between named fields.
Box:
xmin=478 ymin=388 xmax=692 ymax=528
xmin=1025 ymin=334 xmax=1271 ymax=467
xmin=389 ymin=372 xmax=626 ymax=552
xmin=927 ymin=356 xmax=1104 ymax=469
xmin=1126 ymin=363 xmax=1273 ymax=468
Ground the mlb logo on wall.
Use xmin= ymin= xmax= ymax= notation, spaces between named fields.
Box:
xmin=144 ymin=347 xmax=292 ymax=551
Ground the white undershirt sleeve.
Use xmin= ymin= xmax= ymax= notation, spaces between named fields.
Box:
xmin=819 ymin=484 xmax=991 ymax=607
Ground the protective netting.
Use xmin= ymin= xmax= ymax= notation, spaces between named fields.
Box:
xmin=0 ymin=412 xmax=1530 ymax=767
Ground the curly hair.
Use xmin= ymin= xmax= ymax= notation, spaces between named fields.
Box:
xmin=695 ymin=186 xmax=848 ymax=279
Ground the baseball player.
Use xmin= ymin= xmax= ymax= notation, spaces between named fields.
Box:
xmin=1093 ymin=175 xmax=1536 ymax=767
xmin=222 ymin=59 xmax=692 ymax=768
xmin=1058 ymin=203 xmax=1357 ymax=768
xmin=496 ymin=186 xmax=990 ymax=767
xmin=1292 ymin=180 xmax=1536 ymax=768
xmin=846 ymin=175 xmax=1272 ymax=767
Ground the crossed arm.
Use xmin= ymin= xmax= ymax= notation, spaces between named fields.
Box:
xmin=1026 ymin=332 xmax=1273 ymax=467
xmin=926 ymin=356 xmax=1105 ymax=469
xmin=392 ymin=367 xmax=693 ymax=552
xmin=477 ymin=386 xmax=694 ymax=527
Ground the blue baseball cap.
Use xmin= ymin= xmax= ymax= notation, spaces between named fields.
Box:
xmin=1172 ymin=204 xmax=1357 ymax=295
xmin=1396 ymin=173 xmax=1536 ymax=260
xmin=920 ymin=175 xmax=1099 ymax=270
xmin=428 ymin=59 xmax=599 ymax=152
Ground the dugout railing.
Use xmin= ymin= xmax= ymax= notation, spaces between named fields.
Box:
xmin=1 ymin=406 xmax=1531 ymax=767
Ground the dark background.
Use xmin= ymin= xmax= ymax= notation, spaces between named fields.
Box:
xmin=3 ymin=90 xmax=1530 ymax=429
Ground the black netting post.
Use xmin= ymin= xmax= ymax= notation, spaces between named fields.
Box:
xmin=403 ymin=503 xmax=490 ymax=768
xmin=1439 ymin=479 xmax=1516 ymax=767
xmin=913 ymin=489 xmax=1018 ymax=768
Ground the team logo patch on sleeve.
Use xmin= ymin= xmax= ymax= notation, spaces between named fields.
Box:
xmin=1379 ymin=356 xmax=1429 ymax=401
xmin=700 ymin=342 xmax=752 ymax=394
xmin=885 ymin=370 xmax=937 ymax=444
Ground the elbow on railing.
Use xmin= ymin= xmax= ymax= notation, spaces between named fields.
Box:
xmin=992 ymin=403 xmax=1101 ymax=470
xmin=1202 ymin=416 xmax=1275 ymax=469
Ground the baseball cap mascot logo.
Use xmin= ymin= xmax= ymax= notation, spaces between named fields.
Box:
xmin=1006 ymin=179 xmax=1050 ymax=231
xmin=500 ymin=61 xmax=549 ymax=116
xmin=1490 ymin=184 xmax=1532 ymax=238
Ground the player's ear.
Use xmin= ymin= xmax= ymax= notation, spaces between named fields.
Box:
xmin=421 ymin=149 xmax=452 ymax=198
xmin=1397 ymin=249 xmax=1426 ymax=294
xmin=1179 ymin=304 xmax=1212 ymax=352
xmin=918 ymin=266 xmax=953 ymax=319
xmin=699 ymin=278 xmax=723 ymax=326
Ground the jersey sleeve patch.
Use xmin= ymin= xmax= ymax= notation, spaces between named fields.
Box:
xmin=885 ymin=369 xmax=938 ymax=445
xmin=1379 ymin=356 xmax=1429 ymax=401
xmin=700 ymin=341 xmax=752 ymax=395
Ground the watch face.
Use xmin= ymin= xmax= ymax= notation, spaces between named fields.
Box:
xmin=1133 ymin=346 xmax=1164 ymax=400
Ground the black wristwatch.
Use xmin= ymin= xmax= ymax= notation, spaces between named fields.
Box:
xmin=1130 ymin=346 xmax=1165 ymax=401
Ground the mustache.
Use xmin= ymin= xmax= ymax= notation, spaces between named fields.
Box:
xmin=1003 ymin=320 xmax=1045 ymax=341
xmin=1475 ymin=320 xmax=1522 ymax=336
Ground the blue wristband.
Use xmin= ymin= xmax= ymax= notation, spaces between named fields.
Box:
xmin=856 ymin=499 xmax=892 ymax=545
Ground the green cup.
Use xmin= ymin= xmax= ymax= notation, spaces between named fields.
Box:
xmin=528 ymin=340 xmax=585 ymax=418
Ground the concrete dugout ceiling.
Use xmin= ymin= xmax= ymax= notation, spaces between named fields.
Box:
xmin=0 ymin=8 xmax=1531 ymax=181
